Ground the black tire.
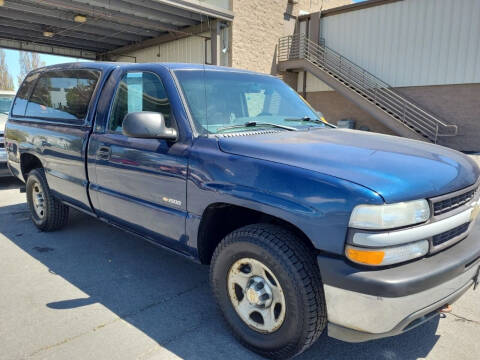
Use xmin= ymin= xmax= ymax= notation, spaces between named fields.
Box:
xmin=210 ymin=224 xmax=327 ymax=359
xmin=26 ymin=168 xmax=69 ymax=231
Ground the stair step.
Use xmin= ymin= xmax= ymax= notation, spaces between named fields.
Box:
xmin=302 ymin=56 xmax=441 ymax=142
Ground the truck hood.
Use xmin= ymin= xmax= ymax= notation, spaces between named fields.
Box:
xmin=217 ymin=129 xmax=479 ymax=203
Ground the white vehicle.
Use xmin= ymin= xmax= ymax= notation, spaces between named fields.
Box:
xmin=0 ymin=90 xmax=15 ymax=177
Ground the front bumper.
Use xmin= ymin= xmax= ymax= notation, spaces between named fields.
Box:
xmin=318 ymin=230 xmax=480 ymax=342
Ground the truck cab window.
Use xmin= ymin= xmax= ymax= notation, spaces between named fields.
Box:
xmin=25 ymin=70 xmax=100 ymax=122
xmin=109 ymin=72 xmax=171 ymax=133
xmin=175 ymin=70 xmax=321 ymax=134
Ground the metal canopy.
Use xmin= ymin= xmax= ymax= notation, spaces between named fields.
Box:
xmin=0 ymin=0 xmax=233 ymax=60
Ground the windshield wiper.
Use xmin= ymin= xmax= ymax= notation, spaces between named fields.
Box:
xmin=216 ymin=121 xmax=297 ymax=133
xmin=285 ymin=116 xmax=335 ymax=128
xmin=284 ymin=116 xmax=325 ymax=124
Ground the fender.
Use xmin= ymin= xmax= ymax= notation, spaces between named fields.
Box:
xmin=186 ymin=136 xmax=383 ymax=255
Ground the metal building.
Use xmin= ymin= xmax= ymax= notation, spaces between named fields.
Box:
xmin=321 ymin=0 xmax=480 ymax=87
xmin=278 ymin=0 xmax=480 ymax=151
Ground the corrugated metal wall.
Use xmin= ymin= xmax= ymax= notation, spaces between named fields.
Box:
xmin=321 ymin=0 xmax=480 ymax=87
xmin=119 ymin=33 xmax=209 ymax=63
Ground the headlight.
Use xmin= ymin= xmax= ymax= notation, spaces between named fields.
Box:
xmin=349 ymin=199 xmax=430 ymax=230
xmin=345 ymin=240 xmax=429 ymax=266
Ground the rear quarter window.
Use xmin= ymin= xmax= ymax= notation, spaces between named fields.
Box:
xmin=25 ymin=69 xmax=100 ymax=123
xmin=11 ymin=72 xmax=39 ymax=117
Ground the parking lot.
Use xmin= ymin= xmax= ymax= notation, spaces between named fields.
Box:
xmin=0 ymin=176 xmax=479 ymax=360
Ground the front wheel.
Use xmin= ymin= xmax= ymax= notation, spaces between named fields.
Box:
xmin=210 ymin=224 xmax=327 ymax=359
xmin=26 ymin=168 xmax=69 ymax=231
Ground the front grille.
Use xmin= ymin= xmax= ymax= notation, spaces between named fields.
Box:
xmin=432 ymin=222 xmax=470 ymax=246
xmin=433 ymin=188 xmax=477 ymax=216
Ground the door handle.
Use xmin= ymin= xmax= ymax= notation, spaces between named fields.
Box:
xmin=97 ymin=146 xmax=111 ymax=161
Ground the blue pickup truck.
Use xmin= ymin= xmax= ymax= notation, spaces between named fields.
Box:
xmin=5 ymin=62 xmax=480 ymax=359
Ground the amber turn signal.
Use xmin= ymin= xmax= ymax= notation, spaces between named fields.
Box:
xmin=345 ymin=240 xmax=429 ymax=266
xmin=346 ymin=247 xmax=385 ymax=265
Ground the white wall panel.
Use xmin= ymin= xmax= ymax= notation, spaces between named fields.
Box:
xmin=199 ymin=0 xmax=232 ymax=11
xmin=297 ymin=71 xmax=334 ymax=92
xmin=321 ymin=0 xmax=480 ymax=87
xmin=120 ymin=33 xmax=208 ymax=64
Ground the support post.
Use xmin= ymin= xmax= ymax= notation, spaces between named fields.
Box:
xmin=211 ymin=20 xmax=221 ymax=65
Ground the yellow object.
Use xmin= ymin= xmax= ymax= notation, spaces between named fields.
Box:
xmin=43 ymin=31 xmax=54 ymax=38
xmin=470 ymin=202 xmax=480 ymax=222
xmin=74 ymin=15 xmax=87 ymax=23
xmin=346 ymin=247 xmax=385 ymax=265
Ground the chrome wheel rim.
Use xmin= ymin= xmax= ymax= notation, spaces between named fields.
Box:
xmin=227 ymin=258 xmax=286 ymax=333
xmin=31 ymin=181 xmax=46 ymax=219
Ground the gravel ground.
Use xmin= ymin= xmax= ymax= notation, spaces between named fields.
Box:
xmin=0 ymin=175 xmax=479 ymax=360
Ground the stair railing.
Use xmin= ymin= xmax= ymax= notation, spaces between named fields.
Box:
xmin=278 ymin=33 xmax=457 ymax=143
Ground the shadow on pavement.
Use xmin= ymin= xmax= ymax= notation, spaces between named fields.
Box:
xmin=0 ymin=176 xmax=23 ymax=190
xmin=0 ymin=201 xmax=440 ymax=360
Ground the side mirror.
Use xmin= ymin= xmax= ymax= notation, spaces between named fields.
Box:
xmin=122 ymin=112 xmax=177 ymax=140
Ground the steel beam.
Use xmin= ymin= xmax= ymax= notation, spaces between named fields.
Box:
xmin=0 ymin=16 xmax=129 ymax=47
xmin=69 ymin=0 xmax=198 ymax=26
xmin=0 ymin=37 xmax=96 ymax=59
xmin=121 ymin=0 xmax=204 ymax=22
xmin=0 ymin=8 xmax=145 ymax=43
xmin=101 ymin=21 xmax=212 ymax=58
xmin=34 ymin=0 xmax=181 ymax=32
xmin=154 ymin=0 xmax=234 ymax=21
xmin=0 ymin=26 xmax=112 ymax=52
xmin=7 ymin=1 xmax=161 ymax=38
xmin=0 ymin=34 xmax=107 ymax=54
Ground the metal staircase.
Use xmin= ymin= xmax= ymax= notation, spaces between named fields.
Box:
xmin=277 ymin=34 xmax=457 ymax=143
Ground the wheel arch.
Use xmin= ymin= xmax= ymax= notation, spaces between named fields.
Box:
xmin=20 ymin=152 xmax=44 ymax=181
xmin=196 ymin=202 xmax=316 ymax=265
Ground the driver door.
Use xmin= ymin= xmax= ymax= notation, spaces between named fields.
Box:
xmin=88 ymin=69 xmax=188 ymax=252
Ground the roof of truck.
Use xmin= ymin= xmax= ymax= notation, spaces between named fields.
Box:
xmin=32 ymin=62 xmax=268 ymax=76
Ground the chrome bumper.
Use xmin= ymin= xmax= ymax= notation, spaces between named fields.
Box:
xmin=323 ymin=182 xmax=480 ymax=342
xmin=324 ymin=258 xmax=479 ymax=341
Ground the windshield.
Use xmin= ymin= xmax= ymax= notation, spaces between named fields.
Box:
xmin=0 ymin=95 xmax=14 ymax=114
xmin=175 ymin=69 xmax=327 ymax=134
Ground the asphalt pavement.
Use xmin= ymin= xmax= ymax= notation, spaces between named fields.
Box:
xmin=0 ymin=176 xmax=479 ymax=360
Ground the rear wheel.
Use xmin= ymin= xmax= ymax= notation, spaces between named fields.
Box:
xmin=26 ymin=168 xmax=69 ymax=231
xmin=210 ymin=224 xmax=327 ymax=359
